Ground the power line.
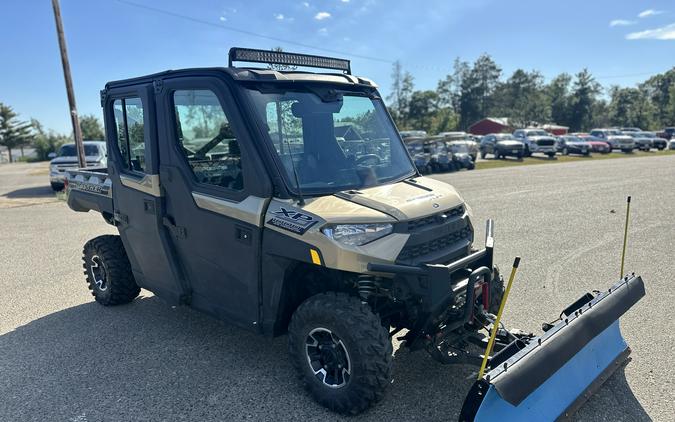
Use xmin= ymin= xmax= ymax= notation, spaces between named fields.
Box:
xmin=114 ymin=0 xmax=393 ymax=64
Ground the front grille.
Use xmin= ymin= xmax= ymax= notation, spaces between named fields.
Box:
xmin=397 ymin=226 xmax=472 ymax=263
xmin=407 ymin=205 xmax=464 ymax=232
xmin=536 ymin=140 xmax=555 ymax=146
xmin=396 ymin=205 xmax=472 ymax=265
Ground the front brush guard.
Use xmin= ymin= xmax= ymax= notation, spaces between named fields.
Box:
xmin=367 ymin=220 xmax=497 ymax=343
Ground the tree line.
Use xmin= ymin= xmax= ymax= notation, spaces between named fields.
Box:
xmin=0 ymin=102 xmax=104 ymax=162
xmin=387 ymin=55 xmax=675 ymax=134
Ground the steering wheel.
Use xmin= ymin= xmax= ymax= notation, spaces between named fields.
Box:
xmin=356 ymin=154 xmax=381 ymax=166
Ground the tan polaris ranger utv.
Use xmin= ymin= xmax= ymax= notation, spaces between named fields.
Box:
xmin=66 ymin=48 xmax=644 ymax=419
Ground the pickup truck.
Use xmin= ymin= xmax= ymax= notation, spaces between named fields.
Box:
xmin=49 ymin=141 xmax=107 ymax=190
xmin=657 ymin=127 xmax=674 ymax=140
xmin=512 ymin=128 xmax=558 ymax=157
xmin=589 ymin=129 xmax=634 ymax=152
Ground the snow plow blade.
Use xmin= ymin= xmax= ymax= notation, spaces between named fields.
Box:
xmin=459 ymin=274 xmax=645 ymax=421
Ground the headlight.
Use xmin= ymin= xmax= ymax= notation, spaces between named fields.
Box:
xmin=322 ymin=223 xmax=393 ymax=246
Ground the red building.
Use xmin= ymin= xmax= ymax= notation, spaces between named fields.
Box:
xmin=468 ymin=117 xmax=513 ymax=135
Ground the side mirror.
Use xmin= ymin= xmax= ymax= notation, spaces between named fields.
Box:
xmin=48 ymin=152 xmax=57 ymax=159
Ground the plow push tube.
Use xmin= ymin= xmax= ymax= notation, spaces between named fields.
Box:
xmin=459 ymin=274 xmax=645 ymax=421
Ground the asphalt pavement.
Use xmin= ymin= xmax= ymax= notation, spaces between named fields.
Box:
xmin=1 ymin=157 xmax=673 ymax=421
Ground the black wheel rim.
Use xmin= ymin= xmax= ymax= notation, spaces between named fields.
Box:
xmin=90 ymin=255 xmax=108 ymax=291
xmin=305 ymin=327 xmax=351 ymax=388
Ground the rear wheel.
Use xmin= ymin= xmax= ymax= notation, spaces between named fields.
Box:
xmin=50 ymin=182 xmax=64 ymax=191
xmin=480 ymin=150 xmax=487 ymax=159
xmin=288 ymin=292 xmax=393 ymax=415
xmin=547 ymin=152 xmax=555 ymax=158
xmin=83 ymin=235 xmax=140 ymax=306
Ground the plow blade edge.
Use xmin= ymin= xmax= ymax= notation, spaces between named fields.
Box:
xmin=460 ymin=275 xmax=645 ymax=421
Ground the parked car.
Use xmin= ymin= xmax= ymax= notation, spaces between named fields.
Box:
xmin=656 ymin=127 xmax=675 ymax=140
xmin=572 ymin=133 xmax=611 ymax=153
xmin=670 ymin=139 xmax=675 ymax=150
xmin=624 ymin=132 xmax=653 ymax=151
xmin=556 ymin=135 xmax=591 ymax=156
xmin=643 ymin=132 xmax=668 ymax=150
xmin=49 ymin=141 xmax=107 ymax=190
xmin=589 ymin=129 xmax=634 ymax=152
xmin=512 ymin=128 xmax=557 ymax=157
xmin=479 ymin=134 xmax=525 ymax=159
xmin=400 ymin=130 xmax=428 ymax=140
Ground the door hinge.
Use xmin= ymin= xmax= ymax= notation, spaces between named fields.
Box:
xmin=113 ymin=211 xmax=128 ymax=224
xmin=163 ymin=216 xmax=187 ymax=239
xmin=153 ymin=79 xmax=163 ymax=94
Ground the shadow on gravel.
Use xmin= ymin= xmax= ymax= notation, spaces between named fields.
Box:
xmin=0 ymin=296 xmax=650 ymax=421
xmin=2 ymin=185 xmax=53 ymax=198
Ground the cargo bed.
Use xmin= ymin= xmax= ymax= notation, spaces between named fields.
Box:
xmin=66 ymin=167 xmax=114 ymax=219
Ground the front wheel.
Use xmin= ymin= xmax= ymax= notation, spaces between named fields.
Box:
xmin=83 ymin=235 xmax=140 ymax=306
xmin=50 ymin=182 xmax=64 ymax=191
xmin=288 ymin=292 xmax=393 ymax=415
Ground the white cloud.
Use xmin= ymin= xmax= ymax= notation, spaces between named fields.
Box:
xmin=302 ymin=2 xmax=309 ymax=7
xmin=341 ymin=0 xmax=350 ymax=3
xmin=609 ymin=19 xmax=635 ymax=27
xmin=274 ymin=13 xmax=285 ymax=20
xmin=638 ymin=9 xmax=664 ymax=18
xmin=626 ymin=23 xmax=675 ymax=40
xmin=314 ymin=11 xmax=331 ymax=20
xmin=219 ymin=16 xmax=227 ymax=22
xmin=318 ymin=27 xmax=328 ymax=36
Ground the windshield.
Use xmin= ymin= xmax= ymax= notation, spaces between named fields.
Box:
xmin=526 ymin=130 xmax=550 ymax=136
xmin=58 ymin=144 xmax=100 ymax=157
xmin=607 ymin=130 xmax=622 ymax=136
xmin=495 ymin=134 xmax=516 ymax=141
xmin=245 ymin=88 xmax=415 ymax=194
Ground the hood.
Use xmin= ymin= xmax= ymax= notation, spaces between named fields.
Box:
xmin=302 ymin=177 xmax=464 ymax=222
xmin=50 ymin=155 xmax=103 ymax=165
xmin=527 ymin=136 xmax=556 ymax=142
xmin=607 ymin=135 xmax=633 ymax=141
xmin=496 ymin=140 xmax=523 ymax=147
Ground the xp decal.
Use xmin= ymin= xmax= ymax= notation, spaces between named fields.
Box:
xmin=267 ymin=207 xmax=318 ymax=235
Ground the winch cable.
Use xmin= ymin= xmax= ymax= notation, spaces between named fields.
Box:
xmin=477 ymin=257 xmax=521 ymax=380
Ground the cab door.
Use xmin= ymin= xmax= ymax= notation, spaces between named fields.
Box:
xmin=104 ymin=85 xmax=187 ymax=303
xmin=156 ymin=75 xmax=272 ymax=329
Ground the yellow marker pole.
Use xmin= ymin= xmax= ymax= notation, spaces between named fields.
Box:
xmin=477 ymin=257 xmax=521 ymax=380
xmin=620 ymin=196 xmax=631 ymax=279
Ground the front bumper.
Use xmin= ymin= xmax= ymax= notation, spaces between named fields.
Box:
xmin=368 ymin=220 xmax=495 ymax=332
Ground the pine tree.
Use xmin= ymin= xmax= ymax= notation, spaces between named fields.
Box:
xmin=0 ymin=103 xmax=33 ymax=162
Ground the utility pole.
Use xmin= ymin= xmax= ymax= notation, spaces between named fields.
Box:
xmin=51 ymin=0 xmax=85 ymax=167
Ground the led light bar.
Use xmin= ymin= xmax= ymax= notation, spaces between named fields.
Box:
xmin=228 ymin=47 xmax=351 ymax=74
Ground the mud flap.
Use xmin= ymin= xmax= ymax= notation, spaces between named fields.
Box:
xmin=459 ymin=275 xmax=645 ymax=421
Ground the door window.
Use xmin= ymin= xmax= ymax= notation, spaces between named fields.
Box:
xmin=173 ymin=90 xmax=244 ymax=191
xmin=113 ymin=98 xmax=146 ymax=172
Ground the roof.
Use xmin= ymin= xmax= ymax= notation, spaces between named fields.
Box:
xmin=105 ymin=67 xmax=377 ymax=90
xmin=541 ymin=123 xmax=569 ymax=130
xmin=470 ymin=117 xmax=512 ymax=128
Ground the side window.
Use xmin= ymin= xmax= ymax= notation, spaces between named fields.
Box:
xmin=173 ymin=89 xmax=243 ymax=191
xmin=113 ymin=98 xmax=146 ymax=172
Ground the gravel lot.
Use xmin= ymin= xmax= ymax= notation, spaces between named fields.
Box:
xmin=1 ymin=157 xmax=672 ymax=421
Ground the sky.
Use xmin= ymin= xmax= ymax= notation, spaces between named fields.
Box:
xmin=1 ymin=0 xmax=674 ymax=134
